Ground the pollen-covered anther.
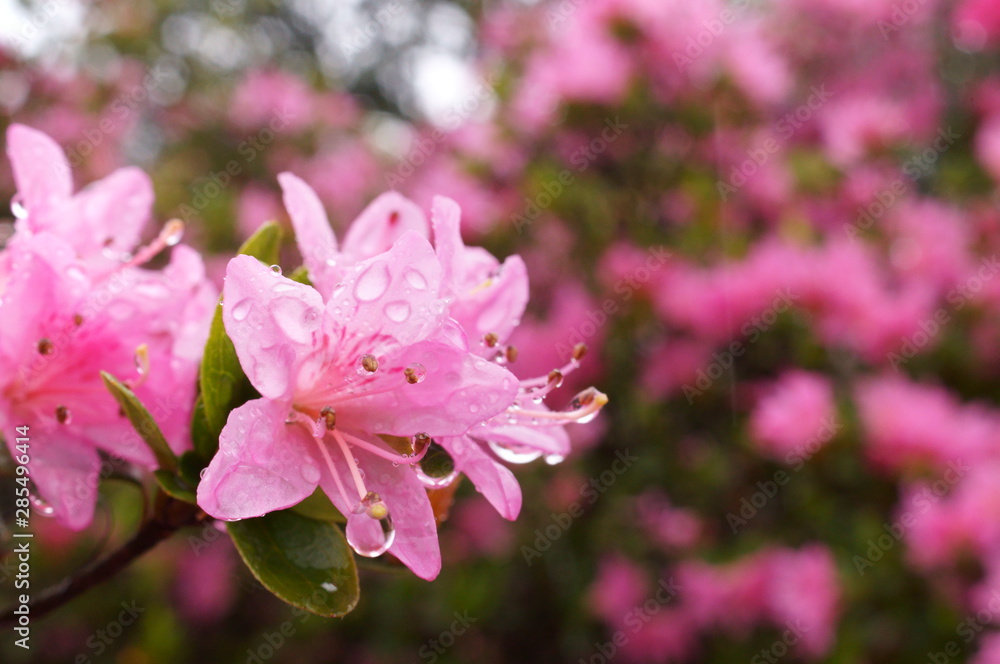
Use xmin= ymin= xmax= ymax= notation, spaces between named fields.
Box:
xmin=37 ymin=338 xmax=54 ymax=355
xmin=320 ymin=406 xmax=337 ymax=430
xmin=547 ymin=369 xmax=564 ymax=388
xmin=55 ymin=405 xmax=71 ymax=424
xmin=360 ymin=354 xmax=379 ymax=373
xmin=572 ymin=343 xmax=588 ymax=361
xmin=483 ymin=332 xmax=499 ymax=348
xmin=505 ymin=345 xmax=519 ymax=363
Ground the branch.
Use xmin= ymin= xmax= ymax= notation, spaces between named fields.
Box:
xmin=0 ymin=493 xmax=205 ymax=627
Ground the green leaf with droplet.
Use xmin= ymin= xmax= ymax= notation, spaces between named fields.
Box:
xmin=100 ymin=371 xmax=178 ymax=473
xmin=227 ymin=509 xmax=359 ymax=617
xmin=198 ymin=222 xmax=282 ymax=445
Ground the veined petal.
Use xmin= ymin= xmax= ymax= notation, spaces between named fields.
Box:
xmin=197 ymin=399 xmax=321 ymax=520
xmin=278 ymin=172 xmax=340 ymax=297
xmin=6 ymin=124 xmax=73 ymax=216
xmin=445 ymin=436 xmax=522 ymax=520
xmin=341 ymin=192 xmax=429 ymax=261
xmin=334 ymin=340 xmax=519 ymax=437
xmin=222 ymin=255 xmax=325 ymax=400
xmin=67 ymin=167 xmax=153 ymax=257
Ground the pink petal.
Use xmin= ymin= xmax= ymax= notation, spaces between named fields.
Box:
xmin=6 ymin=124 xmax=72 ymax=215
xmin=197 ymin=399 xmax=321 ymax=520
xmin=334 ymin=339 xmax=519 ymax=437
xmin=446 ymin=436 xmax=522 ymax=520
xmin=341 ymin=192 xmax=429 ymax=261
xmin=483 ymin=421 xmax=571 ymax=457
xmin=67 ymin=167 xmax=153 ymax=256
xmin=222 ymin=255 xmax=325 ymax=400
xmin=431 ymin=196 xmax=529 ymax=344
xmin=278 ymin=172 xmax=340 ymax=297
xmin=25 ymin=432 xmax=100 ymax=531
xmin=324 ymin=231 xmax=446 ymax=354
xmin=315 ymin=433 xmax=441 ymax=580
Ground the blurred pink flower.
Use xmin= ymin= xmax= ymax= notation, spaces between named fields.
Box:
xmin=749 ymin=370 xmax=836 ymax=461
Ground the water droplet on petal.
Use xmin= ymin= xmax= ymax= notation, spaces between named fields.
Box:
xmin=384 ymin=300 xmax=411 ymax=323
xmin=200 ymin=468 xmax=208 ymax=479
xmin=230 ymin=299 xmax=252 ymax=321
xmin=403 ymin=267 xmax=428 ymax=290
xmin=544 ymin=453 xmax=565 ymax=465
xmin=353 ymin=262 xmax=390 ymax=302
xmin=10 ymin=194 xmax=27 ymax=219
xmin=30 ymin=495 xmax=55 ymax=517
xmin=346 ymin=492 xmax=395 ymax=557
xmin=270 ymin=264 xmax=283 ymax=275
xmin=320 ymin=582 xmax=338 ymax=593
xmin=488 ymin=440 xmax=542 ymax=464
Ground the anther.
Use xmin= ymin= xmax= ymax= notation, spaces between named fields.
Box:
xmin=73 ymin=314 xmax=84 ymax=326
xmin=412 ymin=432 xmax=431 ymax=455
xmin=320 ymin=406 xmax=337 ymax=430
xmin=505 ymin=345 xmax=519 ymax=363
xmin=360 ymin=354 xmax=379 ymax=373
xmin=572 ymin=343 xmax=588 ymax=361
xmin=404 ymin=367 xmax=419 ymax=384
xmin=483 ymin=332 xmax=499 ymax=348
xmin=37 ymin=338 xmax=54 ymax=355
xmin=547 ymin=369 xmax=564 ymax=387
xmin=55 ymin=405 xmax=70 ymax=424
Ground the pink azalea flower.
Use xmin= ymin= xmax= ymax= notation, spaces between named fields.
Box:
xmin=749 ymin=370 xmax=837 ymax=461
xmin=1 ymin=125 xmax=216 ymax=529
xmin=272 ymin=175 xmax=608 ymax=525
xmin=195 ymin=222 xmax=520 ymax=579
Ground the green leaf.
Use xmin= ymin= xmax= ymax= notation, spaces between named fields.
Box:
xmin=290 ymin=487 xmax=345 ymax=523
xmin=227 ymin=510 xmax=359 ymax=617
xmin=178 ymin=451 xmax=205 ymax=487
xmin=190 ymin=396 xmax=215 ymax=460
xmin=154 ymin=470 xmax=197 ymax=503
xmin=100 ymin=371 xmax=178 ymax=473
xmin=197 ymin=222 xmax=282 ymax=442
xmin=287 ymin=265 xmax=312 ymax=286
xmin=238 ymin=221 xmax=282 ymax=265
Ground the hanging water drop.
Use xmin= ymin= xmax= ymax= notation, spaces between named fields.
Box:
xmin=269 ymin=264 xmax=283 ymax=275
xmin=10 ymin=194 xmax=26 ymax=219
xmin=162 ymin=219 xmax=185 ymax=246
xmin=346 ymin=491 xmax=396 ymax=557
xmin=488 ymin=440 xmax=543 ymax=464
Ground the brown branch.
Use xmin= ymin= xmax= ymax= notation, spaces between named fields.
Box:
xmin=0 ymin=493 xmax=205 ymax=627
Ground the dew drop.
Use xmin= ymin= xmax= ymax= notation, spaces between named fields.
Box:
xmin=162 ymin=219 xmax=185 ymax=246
xmin=488 ymin=440 xmax=542 ymax=464
xmin=200 ymin=468 xmax=208 ymax=479
xmin=320 ymin=582 xmax=338 ymax=593
xmin=384 ymin=300 xmax=411 ymax=323
xmin=230 ymin=299 xmax=252 ymax=321
xmin=269 ymin=264 xmax=283 ymax=275
xmin=30 ymin=495 xmax=55 ymax=517
xmin=346 ymin=492 xmax=395 ymax=557
xmin=353 ymin=262 xmax=390 ymax=302
xmin=403 ymin=267 xmax=428 ymax=290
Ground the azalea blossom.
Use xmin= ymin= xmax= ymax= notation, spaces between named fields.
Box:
xmin=0 ymin=125 xmax=216 ymax=529
xmin=198 ymin=175 xmax=608 ymax=577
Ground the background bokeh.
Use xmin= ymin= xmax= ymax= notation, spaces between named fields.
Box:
xmin=4 ymin=0 xmax=1000 ymax=662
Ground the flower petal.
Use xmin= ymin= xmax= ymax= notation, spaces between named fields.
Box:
xmin=325 ymin=231 xmax=445 ymax=355
xmin=24 ymin=431 xmax=100 ymax=531
xmin=278 ymin=172 xmax=340 ymax=297
xmin=341 ymin=192 xmax=429 ymax=261
xmin=483 ymin=421 xmax=572 ymax=457
xmin=223 ymin=255 xmax=325 ymax=400
xmin=445 ymin=436 xmax=522 ymax=520
xmin=315 ymin=433 xmax=441 ymax=580
xmin=335 ymin=340 xmax=519 ymax=437
xmin=196 ymin=399 xmax=321 ymax=520
xmin=67 ymin=167 xmax=153 ymax=257
xmin=6 ymin=124 xmax=72 ymax=215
